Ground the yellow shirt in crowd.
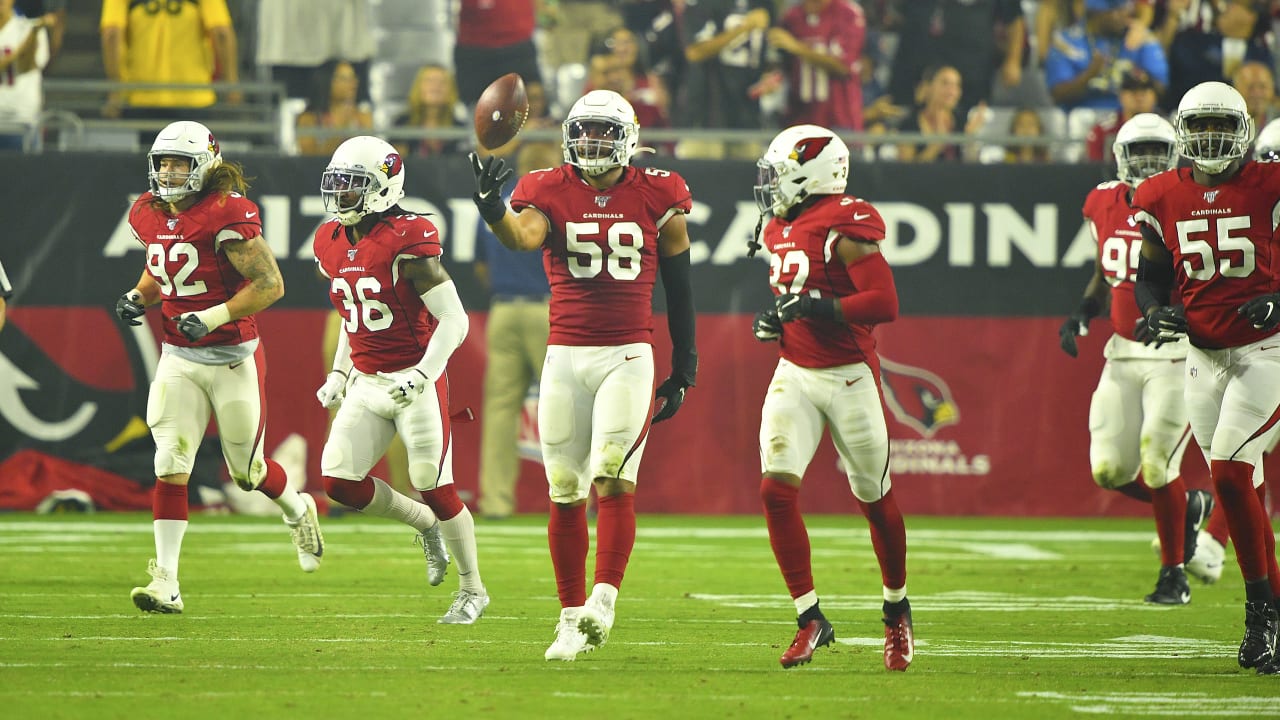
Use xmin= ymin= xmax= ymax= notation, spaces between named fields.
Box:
xmin=100 ymin=0 xmax=232 ymax=108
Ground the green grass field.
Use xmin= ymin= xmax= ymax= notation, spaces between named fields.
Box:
xmin=1 ymin=513 xmax=1278 ymax=719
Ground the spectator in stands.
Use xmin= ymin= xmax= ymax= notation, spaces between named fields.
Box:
xmin=1036 ymin=0 xmax=1085 ymax=64
xmin=101 ymin=0 xmax=241 ymax=122
xmin=770 ymin=0 xmax=865 ymax=131
xmin=455 ymin=0 xmax=543 ymax=109
xmin=1004 ymin=107 xmax=1054 ymax=163
xmin=1165 ymin=0 xmax=1271 ymax=110
xmin=0 ymin=0 xmax=48 ymax=150
xmin=1234 ymin=60 xmax=1280 ymax=131
xmin=296 ymin=61 xmax=373 ymax=157
xmin=393 ymin=64 xmax=466 ymax=158
xmin=474 ymin=141 xmax=558 ymax=521
xmin=542 ymin=0 xmax=624 ymax=69
xmin=1045 ymin=0 xmax=1169 ymax=112
xmin=896 ymin=65 xmax=986 ymax=163
xmin=887 ymin=0 xmax=1027 ymax=120
xmin=256 ymin=0 xmax=374 ymax=106
xmin=681 ymin=0 xmax=772 ymax=129
xmin=640 ymin=0 xmax=690 ymax=126
xmin=587 ymin=29 xmax=670 ymax=128
xmin=1086 ymin=70 xmax=1161 ymax=162
xmin=1140 ymin=0 xmax=1217 ymax=50
xmin=14 ymin=0 xmax=61 ymax=61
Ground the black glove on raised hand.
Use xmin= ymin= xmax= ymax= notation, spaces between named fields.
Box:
xmin=1147 ymin=305 xmax=1188 ymax=342
xmin=1239 ymin=293 xmax=1280 ymax=331
xmin=116 ymin=291 xmax=146 ymax=326
xmin=652 ymin=376 xmax=690 ymax=424
xmin=1058 ymin=314 xmax=1088 ymax=358
xmin=774 ymin=293 xmax=837 ymax=323
xmin=174 ymin=313 xmax=211 ymax=342
xmin=753 ymin=309 xmax=782 ymax=342
xmin=469 ymin=152 xmax=514 ymax=225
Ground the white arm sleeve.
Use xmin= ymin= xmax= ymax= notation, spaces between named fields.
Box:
xmin=414 ymin=280 xmax=469 ymax=381
xmin=331 ymin=327 xmax=353 ymax=376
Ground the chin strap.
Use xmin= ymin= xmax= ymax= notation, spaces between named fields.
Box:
xmin=748 ymin=214 xmax=765 ymax=258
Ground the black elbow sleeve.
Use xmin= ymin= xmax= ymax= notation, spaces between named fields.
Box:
xmin=1134 ymin=253 xmax=1174 ymax=315
xmin=658 ymin=250 xmax=697 ymax=386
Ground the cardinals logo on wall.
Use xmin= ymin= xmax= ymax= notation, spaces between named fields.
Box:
xmin=879 ymin=356 xmax=960 ymax=437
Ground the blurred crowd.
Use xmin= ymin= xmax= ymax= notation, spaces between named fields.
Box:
xmin=3 ymin=0 xmax=1280 ymax=161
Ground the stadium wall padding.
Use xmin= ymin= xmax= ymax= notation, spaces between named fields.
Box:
xmin=0 ymin=153 xmax=1247 ymax=516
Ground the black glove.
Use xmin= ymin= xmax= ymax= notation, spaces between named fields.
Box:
xmin=1058 ymin=314 xmax=1089 ymax=358
xmin=774 ymin=293 xmax=837 ymax=323
xmin=469 ymin=152 xmax=514 ymax=225
xmin=174 ymin=313 xmax=211 ymax=342
xmin=1239 ymin=293 xmax=1280 ymax=331
xmin=1147 ymin=305 xmax=1188 ymax=343
xmin=116 ymin=291 xmax=146 ymax=326
xmin=753 ymin=309 xmax=782 ymax=342
xmin=652 ymin=376 xmax=690 ymax=424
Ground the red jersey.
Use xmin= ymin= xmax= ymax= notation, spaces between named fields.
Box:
xmin=765 ymin=194 xmax=887 ymax=368
xmin=1083 ymin=181 xmax=1146 ymax=341
xmin=510 ymin=164 xmax=693 ymax=346
xmin=456 ymin=0 xmax=534 ymax=47
xmin=780 ymin=0 xmax=865 ymax=131
xmin=128 ymin=191 xmax=262 ymax=348
xmin=1132 ymin=162 xmax=1280 ymax=349
xmin=312 ymin=213 xmax=443 ymax=374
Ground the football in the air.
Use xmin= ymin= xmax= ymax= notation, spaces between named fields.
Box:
xmin=474 ymin=73 xmax=530 ymax=150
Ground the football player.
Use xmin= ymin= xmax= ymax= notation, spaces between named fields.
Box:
xmin=1058 ymin=113 xmax=1216 ymax=603
xmin=469 ymin=89 xmax=698 ymax=660
xmin=750 ymin=125 xmax=912 ymax=671
xmin=115 ymin=121 xmax=322 ymax=613
xmin=1133 ymin=81 xmax=1280 ymax=674
xmin=313 ymin=136 xmax=486 ymax=624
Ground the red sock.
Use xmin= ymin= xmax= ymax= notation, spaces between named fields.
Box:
xmin=255 ymin=458 xmax=289 ymax=499
xmin=1151 ymin=478 xmax=1187 ymax=566
xmin=323 ymin=475 xmax=374 ymax=510
xmin=760 ymin=478 xmax=813 ymax=598
xmin=859 ymin=488 xmax=908 ymax=590
xmin=549 ymin=502 xmax=589 ymax=607
xmin=1114 ymin=479 xmax=1152 ymax=503
xmin=153 ymin=481 xmax=188 ymax=521
xmin=1205 ymin=496 xmax=1230 ymax=546
xmin=594 ymin=493 xmax=636 ymax=589
xmin=1261 ymin=485 xmax=1280 ymax=597
xmin=420 ymin=485 xmax=464 ymax=520
xmin=1211 ymin=460 xmax=1271 ymax=580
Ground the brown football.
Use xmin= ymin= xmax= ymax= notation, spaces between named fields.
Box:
xmin=474 ymin=73 xmax=530 ymax=150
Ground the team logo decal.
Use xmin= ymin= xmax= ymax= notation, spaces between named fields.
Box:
xmin=207 ymin=133 xmax=220 ymax=156
xmin=789 ymin=137 xmax=833 ymax=164
xmin=1204 ymin=190 xmax=1220 ymax=203
xmin=347 ymin=249 xmax=358 ymax=260
xmin=166 ymin=218 xmax=178 ymax=230
xmin=380 ymin=153 xmax=403 ymax=178
xmin=782 ymin=226 xmax=792 ymax=238
xmin=880 ymin=357 xmax=960 ymax=437
xmin=595 ymin=196 xmax=611 ymax=208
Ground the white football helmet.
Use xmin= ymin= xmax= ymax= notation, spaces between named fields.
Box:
xmin=1255 ymin=117 xmax=1280 ymax=161
xmin=754 ymin=124 xmax=850 ymax=217
xmin=147 ymin=121 xmax=222 ymax=201
xmin=562 ymin=90 xmax=640 ymax=176
xmin=1174 ymin=81 xmax=1254 ymax=175
xmin=1112 ymin=113 xmax=1177 ymax=186
xmin=321 ymin=136 xmax=406 ymax=225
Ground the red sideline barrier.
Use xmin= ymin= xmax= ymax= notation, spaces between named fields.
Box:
xmin=6 ymin=309 xmax=1279 ymax=516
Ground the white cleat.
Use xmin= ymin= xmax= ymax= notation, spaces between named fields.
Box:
xmin=1187 ymin=530 xmax=1225 ymax=584
xmin=545 ymin=607 xmax=590 ymax=661
xmin=578 ymin=589 xmax=616 ymax=650
xmin=130 ymin=559 xmax=183 ymax=614
xmin=285 ymin=493 xmax=324 ymax=573
xmin=414 ymin=524 xmax=450 ymax=587
xmin=438 ymin=588 xmax=489 ymax=624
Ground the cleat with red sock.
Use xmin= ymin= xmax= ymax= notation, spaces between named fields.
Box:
xmin=883 ymin=600 xmax=914 ymax=671
xmin=779 ymin=617 xmax=834 ymax=668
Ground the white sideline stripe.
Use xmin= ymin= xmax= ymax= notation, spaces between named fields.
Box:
xmin=1018 ymin=691 xmax=1276 ymax=716
xmin=0 ymin=521 xmax=1160 ymax=543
